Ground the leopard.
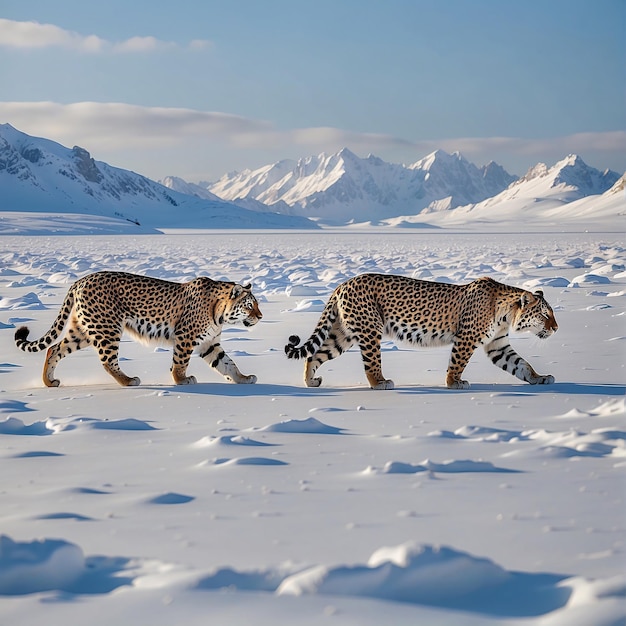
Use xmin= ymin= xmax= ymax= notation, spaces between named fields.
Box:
xmin=14 ymin=271 xmax=262 ymax=388
xmin=285 ymin=273 xmax=558 ymax=390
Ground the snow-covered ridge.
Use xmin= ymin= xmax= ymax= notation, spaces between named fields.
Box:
xmin=503 ymin=154 xmax=618 ymax=199
xmin=415 ymin=154 xmax=623 ymax=227
xmin=0 ymin=124 xmax=317 ymax=231
xmin=207 ymin=147 xmax=520 ymax=223
xmin=160 ymin=175 xmax=297 ymax=216
xmin=203 ymin=147 xmax=621 ymax=225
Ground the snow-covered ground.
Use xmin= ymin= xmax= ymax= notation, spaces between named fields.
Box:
xmin=0 ymin=227 xmax=624 ymax=625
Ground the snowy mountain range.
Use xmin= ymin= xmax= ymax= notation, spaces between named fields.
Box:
xmin=202 ymin=148 xmax=621 ymax=225
xmin=415 ymin=154 xmax=623 ymax=225
xmin=379 ymin=161 xmax=625 ymax=230
xmin=0 ymin=124 xmax=316 ymax=231
xmin=0 ymin=123 xmax=622 ymax=232
xmin=159 ymin=176 xmax=297 ymax=216
xmin=206 ymin=148 xmax=521 ymax=223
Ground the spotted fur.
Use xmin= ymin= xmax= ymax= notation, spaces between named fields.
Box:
xmin=15 ymin=271 xmax=262 ymax=387
xmin=285 ymin=274 xmax=557 ymax=390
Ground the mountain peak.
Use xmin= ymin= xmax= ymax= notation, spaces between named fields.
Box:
xmin=479 ymin=153 xmax=621 ymax=216
xmin=550 ymin=154 xmax=619 ymax=192
xmin=337 ymin=147 xmax=359 ymax=160
xmin=409 ymin=149 xmax=468 ymax=172
xmin=519 ymin=162 xmax=549 ymax=182
xmin=209 ymin=148 xmax=517 ymax=223
xmin=557 ymin=154 xmax=583 ymax=168
xmin=481 ymin=161 xmax=517 ymax=189
xmin=0 ymin=122 xmax=18 ymax=134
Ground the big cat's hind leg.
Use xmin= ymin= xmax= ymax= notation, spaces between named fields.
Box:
xmin=43 ymin=322 xmax=90 ymax=387
xmin=91 ymin=329 xmax=140 ymax=387
xmin=304 ymin=322 xmax=354 ymax=387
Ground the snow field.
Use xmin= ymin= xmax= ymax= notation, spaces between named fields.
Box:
xmin=0 ymin=230 xmax=624 ymax=625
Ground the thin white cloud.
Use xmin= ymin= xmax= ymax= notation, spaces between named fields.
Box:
xmin=0 ymin=18 xmax=106 ymax=52
xmin=112 ymin=36 xmax=175 ymax=54
xmin=435 ymin=133 xmax=626 ymax=159
xmin=0 ymin=102 xmax=269 ymax=149
xmin=188 ymin=39 xmax=212 ymax=51
xmin=0 ymin=19 xmax=210 ymax=53
xmin=1 ymin=101 xmax=624 ymax=178
xmin=289 ymin=127 xmax=416 ymax=150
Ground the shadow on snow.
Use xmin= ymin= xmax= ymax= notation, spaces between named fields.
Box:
xmin=147 ymin=381 xmax=625 ymax=398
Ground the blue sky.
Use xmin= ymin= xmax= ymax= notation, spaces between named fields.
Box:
xmin=1 ymin=0 xmax=624 ymax=182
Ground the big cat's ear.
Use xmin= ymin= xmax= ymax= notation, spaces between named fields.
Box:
xmin=534 ymin=289 xmax=544 ymax=298
xmin=520 ymin=291 xmax=536 ymax=308
xmin=243 ymin=283 xmax=251 ymax=290
xmin=230 ymin=284 xmax=244 ymax=299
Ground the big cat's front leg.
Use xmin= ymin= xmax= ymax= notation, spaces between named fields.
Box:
xmin=200 ymin=341 xmax=256 ymax=384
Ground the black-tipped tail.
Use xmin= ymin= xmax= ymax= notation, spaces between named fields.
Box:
xmin=14 ymin=326 xmax=30 ymax=344
xmin=285 ymin=335 xmax=304 ymax=359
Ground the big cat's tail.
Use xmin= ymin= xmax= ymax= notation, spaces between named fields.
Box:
xmin=284 ymin=295 xmax=338 ymax=360
xmin=14 ymin=286 xmax=76 ymax=353
xmin=285 ymin=334 xmax=307 ymax=359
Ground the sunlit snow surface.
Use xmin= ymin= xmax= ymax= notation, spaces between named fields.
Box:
xmin=0 ymin=227 xmax=624 ymax=626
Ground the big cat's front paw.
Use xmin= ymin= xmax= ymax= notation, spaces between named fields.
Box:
xmin=447 ymin=379 xmax=470 ymax=390
xmin=529 ymin=374 xmax=555 ymax=385
xmin=229 ymin=373 xmax=257 ymax=384
xmin=372 ymin=379 xmax=395 ymax=390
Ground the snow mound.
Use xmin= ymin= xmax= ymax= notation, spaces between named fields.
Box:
xmin=201 ymin=457 xmax=289 ymax=467
xmin=0 ymin=292 xmax=45 ymax=310
xmin=0 ymin=417 xmax=52 ymax=436
xmin=275 ymin=541 xmax=626 ymax=617
xmin=254 ymin=416 xmax=346 ymax=434
xmin=193 ymin=435 xmax=275 ymax=447
xmin=0 ymin=535 xmax=85 ymax=595
xmin=6 ymin=277 xmax=47 ymax=287
xmin=282 ymin=298 xmax=327 ymax=313
xmin=569 ymin=273 xmax=612 ymax=286
xmin=89 ymin=418 xmax=159 ymax=431
xmin=443 ymin=425 xmax=527 ymax=442
xmin=366 ymin=458 xmax=519 ymax=475
xmin=524 ymin=277 xmax=570 ymax=288
xmin=146 ymin=492 xmax=195 ymax=505
xmin=557 ymin=398 xmax=625 ymax=419
xmin=278 ymin=542 xmax=510 ymax=604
